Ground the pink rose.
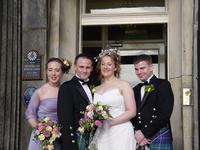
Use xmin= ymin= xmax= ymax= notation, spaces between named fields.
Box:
xmin=95 ymin=120 xmax=102 ymax=127
xmin=37 ymin=123 xmax=45 ymax=131
xmin=53 ymin=127 xmax=59 ymax=134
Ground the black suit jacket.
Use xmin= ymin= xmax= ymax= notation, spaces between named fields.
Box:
xmin=131 ymin=75 xmax=174 ymax=139
xmin=57 ymin=76 xmax=91 ymax=150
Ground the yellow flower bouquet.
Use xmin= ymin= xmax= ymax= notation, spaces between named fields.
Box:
xmin=33 ymin=117 xmax=61 ymax=150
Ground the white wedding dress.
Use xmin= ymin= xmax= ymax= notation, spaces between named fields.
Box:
xmin=93 ymin=88 xmax=136 ymax=150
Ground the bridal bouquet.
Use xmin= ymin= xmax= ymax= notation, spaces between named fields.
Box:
xmin=33 ymin=117 xmax=61 ymax=150
xmin=77 ymin=102 xmax=112 ymax=150
xmin=78 ymin=102 xmax=112 ymax=133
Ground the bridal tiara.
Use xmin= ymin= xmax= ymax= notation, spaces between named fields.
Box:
xmin=94 ymin=48 xmax=120 ymax=62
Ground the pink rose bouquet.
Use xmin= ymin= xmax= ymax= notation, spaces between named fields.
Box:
xmin=78 ymin=102 xmax=112 ymax=134
xmin=77 ymin=102 xmax=112 ymax=150
xmin=33 ymin=117 xmax=61 ymax=150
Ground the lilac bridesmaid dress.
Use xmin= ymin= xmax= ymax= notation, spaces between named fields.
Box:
xmin=25 ymin=91 xmax=61 ymax=150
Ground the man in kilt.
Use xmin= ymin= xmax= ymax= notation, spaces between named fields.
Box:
xmin=57 ymin=53 xmax=94 ymax=150
xmin=131 ymin=54 xmax=174 ymax=150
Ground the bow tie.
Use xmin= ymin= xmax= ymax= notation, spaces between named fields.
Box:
xmin=78 ymin=78 xmax=89 ymax=85
xmin=141 ymin=81 xmax=149 ymax=86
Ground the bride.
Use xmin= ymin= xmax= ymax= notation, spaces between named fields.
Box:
xmin=92 ymin=49 xmax=136 ymax=150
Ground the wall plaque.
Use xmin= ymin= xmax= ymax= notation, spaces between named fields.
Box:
xmin=23 ymin=50 xmax=43 ymax=80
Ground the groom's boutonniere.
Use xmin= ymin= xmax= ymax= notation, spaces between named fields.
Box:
xmin=89 ymin=84 xmax=96 ymax=95
xmin=144 ymin=84 xmax=155 ymax=93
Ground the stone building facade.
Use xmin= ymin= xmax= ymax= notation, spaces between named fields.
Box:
xmin=0 ymin=0 xmax=199 ymax=149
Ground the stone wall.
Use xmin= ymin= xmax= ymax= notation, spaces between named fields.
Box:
xmin=20 ymin=0 xmax=48 ymax=149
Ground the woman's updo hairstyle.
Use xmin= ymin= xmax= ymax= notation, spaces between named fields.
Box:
xmin=46 ymin=57 xmax=72 ymax=74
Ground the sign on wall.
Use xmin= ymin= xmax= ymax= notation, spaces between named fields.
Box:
xmin=22 ymin=50 xmax=43 ymax=80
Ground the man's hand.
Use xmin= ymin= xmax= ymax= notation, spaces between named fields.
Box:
xmin=135 ymin=130 xmax=145 ymax=144
xmin=135 ymin=130 xmax=150 ymax=146
xmin=139 ymin=137 xmax=150 ymax=146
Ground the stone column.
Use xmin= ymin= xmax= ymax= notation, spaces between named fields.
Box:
xmin=59 ymin=0 xmax=79 ymax=80
xmin=0 ymin=0 xmax=21 ymax=149
xmin=168 ymin=0 xmax=183 ymax=149
xmin=48 ymin=0 xmax=60 ymax=57
xmin=182 ymin=0 xmax=194 ymax=149
xmin=193 ymin=0 xmax=199 ymax=149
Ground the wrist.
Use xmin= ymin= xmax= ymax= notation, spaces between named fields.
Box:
xmin=107 ymin=119 xmax=115 ymax=126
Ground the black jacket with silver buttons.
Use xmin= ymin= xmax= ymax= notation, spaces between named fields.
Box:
xmin=131 ymin=75 xmax=174 ymax=139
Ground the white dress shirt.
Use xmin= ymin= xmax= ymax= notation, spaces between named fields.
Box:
xmin=140 ymin=74 xmax=154 ymax=100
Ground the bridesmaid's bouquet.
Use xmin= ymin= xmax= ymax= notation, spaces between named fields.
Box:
xmin=33 ymin=117 xmax=61 ymax=150
xmin=77 ymin=102 xmax=112 ymax=150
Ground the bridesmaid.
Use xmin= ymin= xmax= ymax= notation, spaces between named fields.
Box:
xmin=25 ymin=57 xmax=68 ymax=150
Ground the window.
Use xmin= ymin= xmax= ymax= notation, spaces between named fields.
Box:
xmin=81 ymin=0 xmax=166 ymax=14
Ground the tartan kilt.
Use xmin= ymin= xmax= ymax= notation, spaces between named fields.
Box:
xmin=77 ymin=132 xmax=91 ymax=150
xmin=149 ymin=127 xmax=173 ymax=150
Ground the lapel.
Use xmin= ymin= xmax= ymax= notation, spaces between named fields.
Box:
xmin=139 ymin=75 xmax=158 ymax=111
xmin=71 ymin=76 xmax=91 ymax=104
xmin=140 ymin=92 xmax=150 ymax=108
xmin=134 ymin=83 xmax=143 ymax=110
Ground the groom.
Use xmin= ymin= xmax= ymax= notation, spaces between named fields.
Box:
xmin=131 ymin=54 xmax=174 ymax=149
xmin=57 ymin=53 xmax=94 ymax=150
